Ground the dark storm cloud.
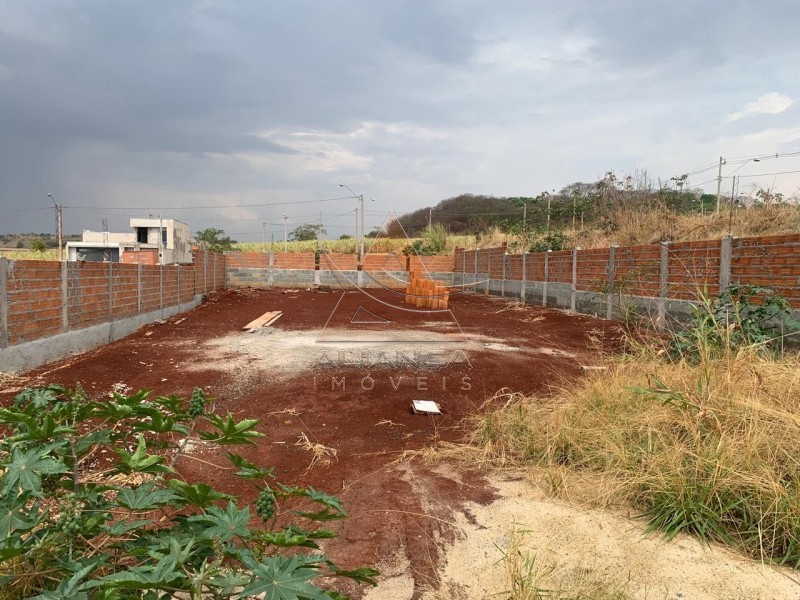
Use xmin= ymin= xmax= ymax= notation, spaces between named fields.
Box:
xmin=0 ymin=1 xmax=798 ymax=236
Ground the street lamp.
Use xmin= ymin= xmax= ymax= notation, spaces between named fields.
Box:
xmin=46 ymin=193 xmax=63 ymax=262
xmin=716 ymin=157 xmax=761 ymax=214
xmin=339 ymin=184 xmax=365 ymax=261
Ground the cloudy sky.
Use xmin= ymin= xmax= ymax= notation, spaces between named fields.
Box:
xmin=1 ymin=0 xmax=799 ymax=240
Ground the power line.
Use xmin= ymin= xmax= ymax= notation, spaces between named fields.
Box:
xmin=737 ymin=168 xmax=800 ymax=178
xmin=63 ymin=195 xmax=357 ymax=211
xmin=0 ymin=206 xmax=53 ymax=214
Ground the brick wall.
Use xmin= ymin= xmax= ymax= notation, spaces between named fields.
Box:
xmin=0 ymin=250 xmax=225 ymax=348
xmin=320 ymin=253 xmax=358 ymax=271
xmin=409 ymin=255 xmax=454 ymax=273
xmin=225 ymin=252 xmax=268 ymax=269
xmin=452 ymin=233 xmax=800 ymax=308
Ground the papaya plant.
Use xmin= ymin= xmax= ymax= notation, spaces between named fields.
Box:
xmin=0 ymin=385 xmax=377 ymax=599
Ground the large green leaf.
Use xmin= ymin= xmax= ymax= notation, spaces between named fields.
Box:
xmin=28 ymin=560 xmax=100 ymax=600
xmin=199 ymin=414 xmax=264 ymax=445
xmin=227 ymin=453 xmax=274 ymax=479
xmin=115 ymin=435 xmax=173 ymax=475
xmin=6 ymin=413 xmax=75 ymax=443
xmin=239 ymin=554 xmax=330 ymax=600
xmin=116 ymin=483 xmax=180 ymax=511
xmin=0 ymin=491 xmax=39 ymax=540
xmin=1 ymin=447 xmax=67 ymax=495
xmin=92 ymin=557 xmax=184 ymax=589
xmin=13 ymin=387 xmax=59 ymax=409
xmin=188 ymin=502 xmax=251 ymax=542
xmin=168 ymin=480 xmax=230 ymax=508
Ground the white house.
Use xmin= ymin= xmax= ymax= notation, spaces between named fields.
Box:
xmin=66 ymin=218 xmax=192 ymax=264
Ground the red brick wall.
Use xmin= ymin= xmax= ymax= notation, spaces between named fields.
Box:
xmin=731 ymin=234 xmax=800 ymax=303
xmin=451 ymin=234 xmax=800 ymax=307
xmin=2 ymin=251 xmax=226 ymax=347
xmin=409 ymin=255 xmax=453 ymax=273
xmin=225 ymin=252 xmax=268 ymax=268
xmin=274 ymin=253 xmax=315 ymax=270
xmin=576 ymin=248 xmax=611 ymax=291
xmin=320 ymin=253 xmax=358 ymax=271
xmin=615 ymin=245 xmax=661 ymax=297
xmin=4 ymin=261 xmax=63 ymax=346
xmin=668 ymin=240 xmax=721 ymax=300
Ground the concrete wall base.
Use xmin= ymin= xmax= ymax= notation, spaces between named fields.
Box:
xmin=0 ymin=294 xmax=204 ymax=374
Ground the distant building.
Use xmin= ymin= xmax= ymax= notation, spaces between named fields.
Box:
xmin=66 ymin=218 xmax=192 ymax=264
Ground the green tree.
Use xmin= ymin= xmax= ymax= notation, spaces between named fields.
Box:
xmin=194 ymin=228 xmax=235 ymax=252
xmin=290 ymin=223 xmax=326 ymax=241
xmin=29 ymin=238 xmax=48 ymax=253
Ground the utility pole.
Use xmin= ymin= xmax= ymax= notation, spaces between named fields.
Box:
xmin=282 ymin=214 xmax=288 ymax=252
xmin=354 ymin=209 xmax=358 ymax=252
xmin=102 ymin=218 xmax=109 ymax=262
xmin=715 ymin=156 xmax=725 ymax=214
xmin=359 ymin=194 xmax=365 ymax=262
xmin=730 ymin=175 xmax=736 ymax=206
xmin=262 ymin=222 xmax=267 ymax=255
xmin=428 ymin=207 xmax=432 ymax=228
xmin=523 ymin=203 xmax=527 ymax=234
xmin=572 ymin=193 xmax=577 ymax=232
xmin=47 ymin=193 xmax=63 ymax=261
xmin=546 ymin=194 xmax=552 ymax=232
xmin=159 ymin=214 xmax=164 ymax=265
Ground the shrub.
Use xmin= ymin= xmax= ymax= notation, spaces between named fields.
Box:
xmin=529 ymin=231 xmax=570 ymax=252
xmin=0 ymin=385 xmax=377 ymax=598
xmin=669 ymin=285 xmax=800 ymax=361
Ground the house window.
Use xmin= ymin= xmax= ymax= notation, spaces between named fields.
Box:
xmin=162 ymin=228 xmax=167 ymax=246
xmin=136 ymin=228 xmax=148 ymax=244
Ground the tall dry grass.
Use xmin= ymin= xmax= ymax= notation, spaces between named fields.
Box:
xmin=575 ymin=203 xmax=800 ymax=248
xmin=465 ymin=347 xmax=800 ymax=564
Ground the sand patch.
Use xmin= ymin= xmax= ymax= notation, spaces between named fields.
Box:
xmin=418 ymin=475 xmax=800 ymax=600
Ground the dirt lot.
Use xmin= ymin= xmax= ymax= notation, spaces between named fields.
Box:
xmin=0 ymin=287 xmax=622 ymax=598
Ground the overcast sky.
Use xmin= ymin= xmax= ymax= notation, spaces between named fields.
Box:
xmin=1 ymin=0 xmax=799 ymax=240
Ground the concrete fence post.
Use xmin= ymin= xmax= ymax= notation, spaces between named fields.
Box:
xmin=159 ymin=260 xmax=164 ymax=314
xmin=61 ymin=261 xmax=69 ymax=332
xmin=462 ymin=249 xmax=466 ymax=278
xmin=269 ymin=252 xmax=275 ymax=287
xmin=204 ymin=252 xmax=208 ymax=293
xmin=501 ymin=253 xmax=507 ymax=297
xmin=108 ymin=261 xmax=114 ymax=321
xmin=521 ymin=252 xmax=527 ymax=302
xmin=177 ymin=264 xmax=181 ymax=304
xmin=137 ymin=263 xmax=142 ymax=314
xmin=571 ymin=247 xmax=579 ymax=311
xmin=720 ymin=235 xmax=733 ymax=293
xmin=658 ymin=241 xmax=670 ymax=331
xmin=0 ymin=258 xmax=8 ymax=348
xmin=474 ymin=249 xmax=478 ymax=286
xmin=543 ymin=250 xmax=550 ymax=307
xmin=486 ymin=250 xmax=492 ymax=294
xmin=607 ymin=245 xmax=617 ymax=320
xmin=213 ymin=254 xmax=217 ymax=290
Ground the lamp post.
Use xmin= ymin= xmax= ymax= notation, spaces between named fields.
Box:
xmin=282 ymin=215 xmax=288 ymax=252
xmin=46 ymin=193 xmax=63 ymax=261
xmin=339 ymin=184 xmax=364 ymax=262
xmin=717 ymin=157 xmax=761 ymax=214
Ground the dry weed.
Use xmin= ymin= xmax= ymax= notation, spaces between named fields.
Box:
xmin=295 ymin=432 xmax=338 ymax=473
xmin=468 ymin=349 xmax=800 ymax=564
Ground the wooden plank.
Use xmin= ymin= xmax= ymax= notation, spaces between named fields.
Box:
xmin=262 ymin=313 xmax=283 ymax=327
xmin=242 ymin=310 xmax=281 ymax=330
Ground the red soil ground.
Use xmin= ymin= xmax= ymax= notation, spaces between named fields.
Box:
xmin=1 ymin=287 xmax=623 ymax=598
